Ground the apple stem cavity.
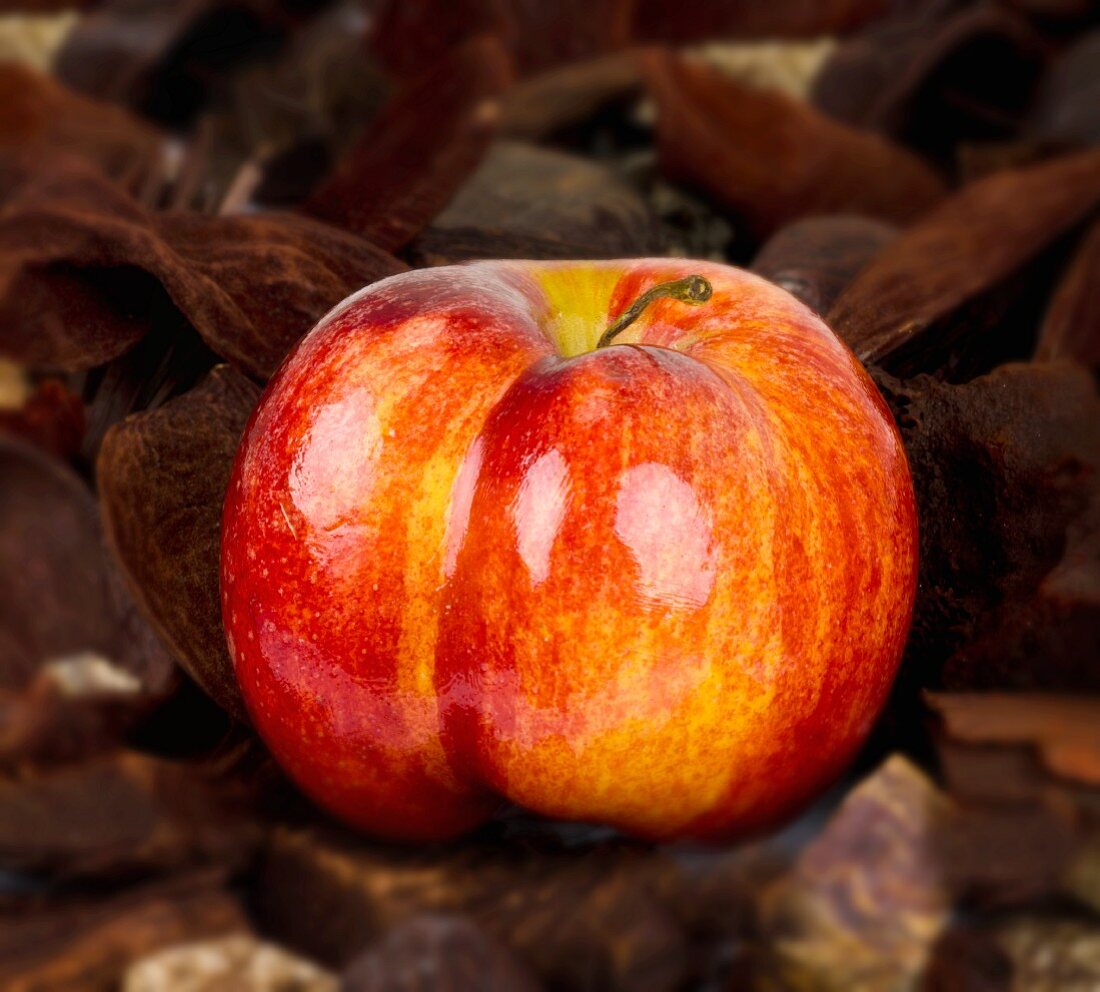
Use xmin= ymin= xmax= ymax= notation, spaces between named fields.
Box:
xmin=597 ymin=275 xmax=713 ymax=349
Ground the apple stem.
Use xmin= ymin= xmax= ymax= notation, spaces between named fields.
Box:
xmin=597 ymin=275 xmax=713 ymax=349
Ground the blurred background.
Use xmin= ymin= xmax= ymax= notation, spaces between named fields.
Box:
xmin=1 ymin=0 xmax=1099 ymax=989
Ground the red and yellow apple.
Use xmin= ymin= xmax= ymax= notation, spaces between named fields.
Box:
xmin=220 ymin=259 xmax=918 ymax=842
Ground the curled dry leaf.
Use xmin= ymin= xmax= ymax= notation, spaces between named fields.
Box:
xmin=257 ymin=827 xmax=688 ymax=992
xmin=341 ymin=916 xmax=541 ymax=992
xmin=98 ymin=365 xmax=260 ymax=720
xmin=0 ymin=434 xmax=175 ymax=696
xmin=871 ymin=362 xmax=1100 ymax=683
xmin=756 ymin=756 xmax=955 ymax=992
xmin=811 ymin=5 xmax=1044 ymax=164
xmin=928 ymin=693 xmax=1100 ymax=789
xmin=0 ymin=870 xmax=250 ymax=992
xmin=0 ymin=153 xmax=405 ymax=376
xmin=0 ymin=749 xmax=263 ymax=879
xmin=750 ymin=215 xmax=898 ymax=315
xmin=642 ymin=52 xmax=945 ymax=240
xmin=0 ymin=62 xmax=164 ymax=193
xmin=500 ymin=50 xmax=645 ymax=141
xmin=369 ymin=0 xmax=631 ymax=80
xmin=409 ymin=141 xmax=661 ymax=265
xmin=829 ymin=149 xmax=1100 ymax=376
xmin=1036 ymin=215 xmax=1100 ymax=367
xmin=305 ymin=35 xmax=513 ymax=253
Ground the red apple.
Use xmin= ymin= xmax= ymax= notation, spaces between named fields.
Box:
xmin=221 ymin=259 xmax=918 ymax=842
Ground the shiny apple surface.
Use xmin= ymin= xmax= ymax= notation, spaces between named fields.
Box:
xmin=221 ymin=260 xmax=918 ymax=841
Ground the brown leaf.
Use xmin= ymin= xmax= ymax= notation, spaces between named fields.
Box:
xmin=256 ymin=826 xmax=688 ymax=992
xmin=811 ymin=5 xmax=1044 ymax=165
xmin=1036 ymin=215 xmax=1100 ymax=367
xmin=871 ymin=362 xmax=1100 ymax=681
xmin=0 ymin=434 xmax=175 ymax=696
xmin=369 ymin=0 xmax=631 ymax=80
xmin=342 ymin=916 xmax=541 ymax=992
xmin=756 ymin=756 xmax=955 ymax=992
xmin=304 ymin=35 xmax=512 ymax=252
xmin=0 ymin=870 xmax=250 ymax=992
xmin=98 ymin=365 xmax=260 ymax=719
xmin=500 ymin=50 xmax=645 ymax=141
xmin=642 ymin=51 xmax=945 ymax=241
xmin=929 ymin=693 xmax=1100 ymax=788
xmin=156 ymin=210 xmax=405 ymax=379
xmin=0 ymin=749 xmax=263 ymax=879
xmin=751 ymin=215 xmax=898 ymax=315
xmin=1025 ymin=29 xmax=1100 ymax=150
xmin=0 ymin=61 xmax=164 ymax=192
xmin=829 ymin=150 xmax=1100 ymax=376
xmin=0 ymin=153 xmax=405 ymax=376
xmin=409 ymin=141 xmax=661 ymax=265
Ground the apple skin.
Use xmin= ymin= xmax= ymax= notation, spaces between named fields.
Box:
xmin=221 ymin=259 xmax=918 ymax=843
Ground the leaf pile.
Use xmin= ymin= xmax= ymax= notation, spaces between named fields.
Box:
xmin=1 ymin=0 xmax=1099 ymax=989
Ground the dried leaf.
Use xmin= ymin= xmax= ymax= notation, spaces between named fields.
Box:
xmin=409 ymin=141 xmax=661 ymax=265
xmin=124 ymin=935 xmax=337 ymax=992
xmin=500 ymin=50 xmax=645 ymax=141
xmin=257 ymin=827 xmax=688 ymax=992
xmin=829 ymin=150 xmax=1100 ymax=375
xmin=341 ymin=916 xmax=541 ymax=992
xmin=1026 ymin=30 xmax=1100 ymax=150
xmin=871 ymin=362 xmax=1100 ymax=679
xmin=98 ymin=365 xmax=260 ymax=719
xmin=0 ymin=153 xmax=404 ymax=376
xmin=811 ymin=6 xmax=1043 ymax=164
xmin=643 ymin=51 xmax=945 ymax=240
xmin=929 ymin=693 xmax=1100 ymax=788
xmin=757 ymin=756 xmax=955 ymax=992
xmin=1037 ymin=215 xmax=1100 ymax=366
xmin=369 ymin=0 xmax=631 ymax=80
xmin=0 ymin=61 xmax=164 ymax=192
xmin=0 ymin=750 xmax=263 ymax=878
xmin=0 ymin=434 xmax=175 ymax=695
xmin=0 ymin=870 xmax=250 ymax=992
xmin=304 ymin=35 xmax=512 ymax=253
xmin=751 ymin=215 xmax=898 ymax=315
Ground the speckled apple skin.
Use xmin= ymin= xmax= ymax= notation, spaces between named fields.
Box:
xmin=220 ymin=259 xmax=918 ymax=842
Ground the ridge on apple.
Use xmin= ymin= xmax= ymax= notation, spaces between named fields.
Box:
xmin=221 ymin=258 xmax=918 ymax=842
